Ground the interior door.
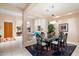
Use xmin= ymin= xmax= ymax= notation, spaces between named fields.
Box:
xmin=4 ymin=22 xmax=13 ymax=38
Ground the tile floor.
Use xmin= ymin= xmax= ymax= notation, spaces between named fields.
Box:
xmin=0 ymin=37 xmax=32 ymax=56
xmin=0 ymin=37 xmax=79 ymax=56
xmin=71 ymin=43 xmax=79 ymax=56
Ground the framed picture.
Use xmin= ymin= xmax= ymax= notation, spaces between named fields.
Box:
xmin=59 ymin=23 xmax=68 ymax=32
xmin=27 ymin=27 xmax=31 ymax=32
xmin=38 ymin=25 xmax=41 ymax=31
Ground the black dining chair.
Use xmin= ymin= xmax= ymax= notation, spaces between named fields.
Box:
xmin=60 ymin=33 xmax=68 ymax=49
xmin=51 ymin=32 xmax=68 ymax=55
xmin=51 ymin=32 xmax=64 ymax=47
xmin=58 ymin=33 xmax=68 ymax=55
xmin=51 ymin=32 xmax=65 ymax=52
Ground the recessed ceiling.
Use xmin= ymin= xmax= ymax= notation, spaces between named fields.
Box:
xmin=0 ymin=3 xmax=79 ymax=17
xmin=26 ymin=3 xmax=79 ymax=18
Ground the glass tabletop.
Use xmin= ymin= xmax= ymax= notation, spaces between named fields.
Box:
xmin=47 ymin=36 xmax=58 ymax=42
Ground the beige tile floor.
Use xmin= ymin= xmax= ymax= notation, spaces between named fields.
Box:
xmin=0 ymin=37 xmax=32 ymax=56
xmin=0 ymin=37 xmax=79 ymax=56
xmin=71 ymin=42 xmax=79 ymax=56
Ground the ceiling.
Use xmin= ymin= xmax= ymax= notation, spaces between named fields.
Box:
xmin=0 ymin=3 xmax=79 ymax=17
xmin=0 ymin=3 xmax=30 ymax=16
xmin=9 ymin=3 xmax=31 ymax=10
xmin=26 ymin=3 xmax=79 ymax=19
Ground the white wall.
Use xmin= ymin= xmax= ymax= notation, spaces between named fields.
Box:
xmin=23 ymin=13 xmax=48 ymax=47
xmin=55 ymin=13 xmax=79 ymax=44
xmin=15 ymin=17 xmax=22 ymax=26
xmin=34 ymin=18 xmax=48 ymax=35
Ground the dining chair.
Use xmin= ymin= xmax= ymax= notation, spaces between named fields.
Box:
xmin=51 ymin=32 xmax=68 ymax=55
xmin=51 ymin=31 xmax=64 ymax=44
xmin=60 ymin=33 xmax=68 ymax=49
xmin=59 ymin=33 xmax=68 ymax=55
xmin=51 ymin=32 xmax=65 ymax=51
xmin=35 ymin=32 xmax=47 ymax=54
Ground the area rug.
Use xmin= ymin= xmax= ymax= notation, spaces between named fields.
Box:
xmin=25 ymin=44 xmax=77 ymax=56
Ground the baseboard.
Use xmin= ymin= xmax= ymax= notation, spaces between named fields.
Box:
xmin=67 ymin=41 xmax=79 ymax=45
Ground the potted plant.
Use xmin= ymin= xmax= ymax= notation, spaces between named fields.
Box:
xmin=48 ymin=24 xmax=55 ymax=38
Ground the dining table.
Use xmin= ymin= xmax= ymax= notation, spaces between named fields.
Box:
xmin=40 ymin=36 xmax=59 ymax=51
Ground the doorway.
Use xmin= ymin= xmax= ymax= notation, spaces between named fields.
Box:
xmin=4 ymin=22 xmax=13 ymax=38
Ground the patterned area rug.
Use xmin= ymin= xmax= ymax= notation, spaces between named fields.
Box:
xmin=25 ymin=44 xmax=77 ymax=56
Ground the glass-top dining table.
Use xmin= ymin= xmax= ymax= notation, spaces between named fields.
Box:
xmin=41 ymin=36 xmax=58 ymax=46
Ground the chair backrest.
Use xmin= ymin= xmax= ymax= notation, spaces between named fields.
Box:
xmin=63 ymin=33 xmax=68 ymax=43
xmin=58 ymin=32 xmax=64 ymax=41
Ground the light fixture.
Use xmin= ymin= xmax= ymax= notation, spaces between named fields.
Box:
xmin=51 ymin=14 xmax=54 ymax=16
xmin=49 ymin=20 xmax=57 ymax=24
xmin=46 ymin=4 xmax=54 ymax=13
